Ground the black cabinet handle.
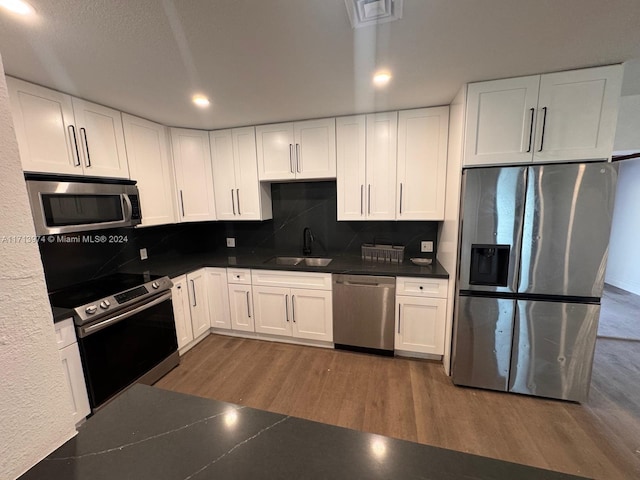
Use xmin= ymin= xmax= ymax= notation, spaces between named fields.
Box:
xmin=526 ymin=108 xmax=535 ymax=153
xmin=68 ymin=125 xmax=81 ymax=166
xmin=231 ymin=190 xmax=236 ymax=215
xmin=179 ymin=190 xmax=185 ymax=217
xmin=80 ymin=127 xmax=91 ymax=167
xmin=236 ymin=189 xmax=241 ymax=215
xmin=399 ymin=183 xmax=403 ymax=214
xmin=538 ymin=107 xmax=547 ymax=152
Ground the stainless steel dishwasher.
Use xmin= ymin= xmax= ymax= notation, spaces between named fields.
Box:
xmin=332 ymin=274 xmax=395 ymax=355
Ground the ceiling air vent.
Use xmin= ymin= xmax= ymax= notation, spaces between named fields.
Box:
xmin=345 ymin=0 xmax=403 ymax=29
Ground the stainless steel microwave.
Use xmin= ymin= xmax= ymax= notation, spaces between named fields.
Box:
xmin=25 ymin=175 xmax=142 ymax=235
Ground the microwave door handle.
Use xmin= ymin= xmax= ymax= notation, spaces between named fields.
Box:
xmin=78 ymin=291 xmax=172 ymax=338
xmin=122 ymin=194 xmax=133 ymax=222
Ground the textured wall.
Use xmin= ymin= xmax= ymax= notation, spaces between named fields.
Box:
xmin=0 ymin=59 xmax=76 ymax=479
xmin=605 ymin=158 xmax=640 ymax=295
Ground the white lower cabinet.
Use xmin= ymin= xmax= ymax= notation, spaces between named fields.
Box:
xmin=395 ymin=277 xmax=448 ymax=356
xmin=171 ymin=269 xmax=210 ymax=352
xmin=251 ymin=270 xmax=333 ymax=343
xmin=228 ymin=283 xmax=255 ymax=332
xmin=206 ymin=268 xmax=231 ymax=330
xmin=55 ymin=318 xmax=91 ymax=425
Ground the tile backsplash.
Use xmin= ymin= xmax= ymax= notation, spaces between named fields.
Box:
xmin=39 ymin=181 xmax=438 ymax=290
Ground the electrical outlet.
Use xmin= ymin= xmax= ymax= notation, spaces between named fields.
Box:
xmin=140 ymin=248 xmax=148 ymax=260
xmin=226 ymin=237 xmax=236 ymax=248
xmin=420 ymin=241 xmax=433 ymax=253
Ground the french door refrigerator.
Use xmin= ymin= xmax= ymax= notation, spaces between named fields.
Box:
xmin=452 ymin=162 xmax=617 ymax=402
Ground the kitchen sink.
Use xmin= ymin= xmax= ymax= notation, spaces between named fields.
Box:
xmin=265 ymin=256 xmax=333 ymax=267
xmin=303 ymin=257 xmax=332 ymax=267
xmin=268 ymin=256 xmax=304 ymax=266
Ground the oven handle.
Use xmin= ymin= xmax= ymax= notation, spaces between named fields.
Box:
xmin=78 ymin=291 xmax=172 ymax=338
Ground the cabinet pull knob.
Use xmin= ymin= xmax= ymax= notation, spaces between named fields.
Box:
xmin=236 ymin=189 xmax=241 ymax=215
xmin=296 ymin=143 xmax=301 ymax=173
xmin=526 ymin=108 xmax=535 ymax=153
xmin=190 ymin=279 xmax=196 ymax=306
xmin=179 ymin=190 xmax=185 ymax=217
xmin=292 ymin=295 xmax=296 ymax=322
xmin=538 ymin=107 xmax=547 ymax=152
xmin=231 ymin=189 xmax=236 ymax=215
xmin=246 ymin=291 xmax=252 ymax=318
xmin=285 ymin=294 xmax=289 ymax=322
xmin=68 ymin=125 xmax=81 ymax=166
xmin=79 ymin=127 xmax=91 ymax=167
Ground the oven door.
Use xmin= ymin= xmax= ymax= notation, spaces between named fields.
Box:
xmin=77 ymin=291 xmax=178 ymax=410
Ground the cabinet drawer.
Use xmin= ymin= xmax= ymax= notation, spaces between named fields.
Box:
xmin=396 ymin=277 xmax=448 ymax=298
xmin=227 ymin=268 xmax=252 ymax=285
xmin=54 ymin=317 xmax=77 ymax=350
xmin=251 ymin=269 xmax=332 ymax=290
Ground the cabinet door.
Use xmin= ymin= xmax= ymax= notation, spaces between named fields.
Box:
xmin=171 ymin=276 xmax=194 ymax=349
xmin=58 ymin=343 xmax=91 ymax=424
xmin=366 ymin=112 xmax=397 ymax=220
xmin=206 ymin=268 xmax=231 ymax=330
xmin=253 ymin=286 xmax=292 ymax=336
xmin=464 ymin=76 xmax=540 ymax=166
xmin=210 ymin=129 xmax=237 ymax=220
xmin=187 ymin=270 xmax=210 ymax=339
xmin=122 ymin=114 xmax=176 ymax=226
xmin=395 ymin=296 xmax=446 ymax=355
xmin=397 ymin=107 xmax=449 ymax=220
xmin=233 ymin=127 xmax=269 ymax=220
xmin=256 ymin=123 xmax=295 ymax=181
xmin=336 ymin=115 xmax=366 ymax=220
xmin=294 ymin=118 xmax=336 ymax=180
xmin=291 ymin=288 xmax=333 ymax=342
xmin=6 ymin=77 xmax=81 ymax=175
xmin=228 ymin=284 xmax=255 ymax=332
xmin=71 ymin=98 xmax=129 ymax=178
xmin=171 ymin=128 xmax=217 ymax=222
xmin=534 ymin=65 xmax=623 ymax=162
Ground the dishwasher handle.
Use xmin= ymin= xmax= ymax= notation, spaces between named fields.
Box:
xmin=333 ymin=275 xmax=395 ymax=289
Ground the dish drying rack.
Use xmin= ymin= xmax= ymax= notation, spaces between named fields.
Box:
xmin=361 ymin=243 xmax=405 ymax=263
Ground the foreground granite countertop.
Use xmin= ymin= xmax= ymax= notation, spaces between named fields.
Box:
xmin=120 ymin=249 xmax=449 ymax=280
xmin=20 ymin=384 xmax=585 ymax=480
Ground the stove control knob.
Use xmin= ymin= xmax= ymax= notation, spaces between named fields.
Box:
xmin=152 ymin=281 xmax=160 ymax=289
xmin=100 ymin=301 xmax=110 ymax=310
xmin=86 ymin=305 xmax=97 ymax=315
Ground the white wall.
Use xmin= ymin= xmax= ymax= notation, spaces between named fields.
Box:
xmin=613 ymin=94 xmax=640 ymax=153
xmin=0 ymin=56 xmax=76 ymax=479
xmin=605 ymin=158 xmax=640 ymax=295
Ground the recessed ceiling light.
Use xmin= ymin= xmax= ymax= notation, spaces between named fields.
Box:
xmin=373 ymin=71 xmax=392 ymax=87
xmin=192 ymin=94 xmax=210 ymax=108
xmin=0 ymin=0 xmax=35 ymax=15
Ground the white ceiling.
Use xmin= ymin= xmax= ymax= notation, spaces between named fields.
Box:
xmin=1 ymin=0 xmax=639 ymax=130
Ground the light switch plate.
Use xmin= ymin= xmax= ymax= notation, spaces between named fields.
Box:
xmin=226 ymin=237 xmax=236 ymax=248
xmin=420 ymin=241 xmax=433 ymax=253
xmin=140 ymin=248 xmax=148 ymax=260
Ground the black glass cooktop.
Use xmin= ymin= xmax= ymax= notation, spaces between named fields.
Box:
xmin=49 ymin=273 xmax=161 ymax=308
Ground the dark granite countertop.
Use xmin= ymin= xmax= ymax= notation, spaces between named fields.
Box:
xmin=120 ymin=249 xmax=449 ymax=280
xmin=19 ymin=384 xmax=585 ymax=480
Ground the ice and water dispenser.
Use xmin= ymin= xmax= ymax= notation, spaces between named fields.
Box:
xmin=469 ymin=244 xmax=510 ymax=286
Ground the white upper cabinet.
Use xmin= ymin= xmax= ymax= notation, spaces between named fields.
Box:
xmin=122 ymin=114 xmax=177 ymax=227
xmin=397 ymin=107 xmax=449 ymax=220
xmin=336 ymin=115 xmax=367 ymax=220
xmin=71 ymin=98 xmax=129 ymax=178
xmin=170 ymin=128 xmax=216 ymax=222
xmin=257 ymin=118 xmax=336 ymax=181
xmin=464 ymin=65 xmax=623 ymax=166
xmin=210 ymin=127 xmax=272 ymax=221
xmin=7 ymin=77 xmax=129 ymax=178
xmin=534 ymin=66 xmax=623 ymax=162
xmin=464 ymin=76 xmax=541 ymax=166
xmin=366 ymin=111 xmax=397 ymax=220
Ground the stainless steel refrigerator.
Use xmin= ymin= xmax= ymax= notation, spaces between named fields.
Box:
xmin=452 ymin=162 xmax=617 ymax=402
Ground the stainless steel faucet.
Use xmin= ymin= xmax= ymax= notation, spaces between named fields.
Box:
xmin=303 ymin=227 xmax=314 ymax=256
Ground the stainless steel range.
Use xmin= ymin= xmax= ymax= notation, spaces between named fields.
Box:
xmin=49 ymin=273 xmax=179 ymax=411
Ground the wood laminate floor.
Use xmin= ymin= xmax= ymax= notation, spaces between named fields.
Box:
xmin=156 ymin=331 xmax=640 ymax=480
